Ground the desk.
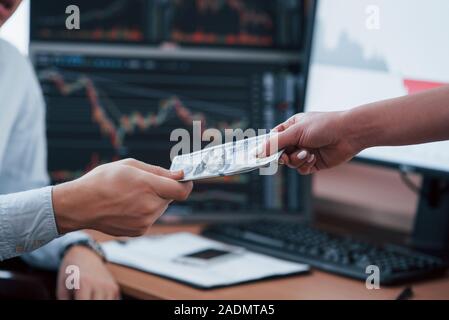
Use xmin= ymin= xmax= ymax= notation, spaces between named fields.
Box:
xmin=91 ymin=225 xmax=449 ymax=300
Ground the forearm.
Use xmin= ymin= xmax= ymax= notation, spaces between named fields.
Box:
xmin=345 ymin=85 xmax=449 ymax=151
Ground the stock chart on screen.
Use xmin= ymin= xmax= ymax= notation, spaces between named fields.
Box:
xmin=31 ymin=0 xmax=304 ymax=213
xmin=34 ymin=53 xmax=299 ymax=212
xmin=31 ymin=0 xmax=147 ymax=43
xmin=168 ymin=0 xmax=301 ymax=48
xmin=31 ymin=0 xmax=303 ymax=50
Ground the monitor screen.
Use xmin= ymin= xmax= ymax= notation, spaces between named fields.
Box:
xmin=34 ymin=53 xmax=296 ymax=213
xmin=30 ymin=0 xmax=303 ymax=50
xmin=30 ymin=0 xmax=306 ymax=215
xmin=305 ymin=0 xmax=449 ymax=175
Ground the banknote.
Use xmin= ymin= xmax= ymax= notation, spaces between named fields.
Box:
xmin=170 ymin=133 xmax=283 ymax=181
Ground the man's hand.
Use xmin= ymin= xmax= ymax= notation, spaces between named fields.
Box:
xmin=260 ymin=112 xmax=361 ymax=175
xmin=57 ymin=246 xmax=119 ymax=300
xmin=53 ymin=159 xmax=193 ymax=236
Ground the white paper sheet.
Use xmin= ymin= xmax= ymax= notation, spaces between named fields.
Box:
xmin=102 ymin=233 xmax=309 ymax=289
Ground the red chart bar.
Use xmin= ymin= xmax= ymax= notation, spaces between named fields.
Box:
xmin=403 ymin=79 xmax=447 ymax=95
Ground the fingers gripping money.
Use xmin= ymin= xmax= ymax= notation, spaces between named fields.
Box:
xmin=170 ymin=133 xmax=283 ymax=181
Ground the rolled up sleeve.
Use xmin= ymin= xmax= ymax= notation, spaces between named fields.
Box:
xmin=0 ymin=186 xmax=59 ymax=261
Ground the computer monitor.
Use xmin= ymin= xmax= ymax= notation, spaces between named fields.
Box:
xmin=305 ymin=0 xmax=449 ymax=252
xmin=29 ymin=0 xmax=309 ymax=219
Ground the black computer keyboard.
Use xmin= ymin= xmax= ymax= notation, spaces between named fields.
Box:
xmin=203 ymin=220 xmax=448 ymax=285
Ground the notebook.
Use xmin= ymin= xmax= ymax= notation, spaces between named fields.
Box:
xmin=102 ymin=232 xmax=310 ymax=289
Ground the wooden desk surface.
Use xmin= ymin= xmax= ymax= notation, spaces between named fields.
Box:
xmin=91 ymin=225 xmax=449 ymax=300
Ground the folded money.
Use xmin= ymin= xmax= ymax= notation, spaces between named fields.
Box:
xmin=170 ymin=133 xmax=283 ymax=181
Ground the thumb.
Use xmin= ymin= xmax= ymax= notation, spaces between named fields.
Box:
xmin=258 ymin=125 xmax=301 ymax=157
xmin=121 ymin=159 xmax=184 ymax=180
xmin=146 ymin=166 xmax=184 ymax=181
xmin=145 ymin=173 xmax=193 ymax=201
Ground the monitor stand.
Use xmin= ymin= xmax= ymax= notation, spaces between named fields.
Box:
xmin=412 ymin=177 xmax=449 ymax=255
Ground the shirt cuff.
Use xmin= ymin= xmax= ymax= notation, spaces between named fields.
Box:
xmin=21 ymin=231 xmax=91 ymax=271
xmin=0 ymin=186 xmax=59 ymax=260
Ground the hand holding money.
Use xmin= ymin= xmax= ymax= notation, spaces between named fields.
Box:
xmin=258 ymin=112 xmax=358 ymax=175
xmin=170 ymin=133 xmax=284 ymax=181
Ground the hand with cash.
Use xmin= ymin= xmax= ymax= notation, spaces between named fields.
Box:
xmin=169 ymin=112 xmax=349 ymax=180
xmin=170 ymin=133 xmax=284 ymax=181
xmin=258 ymin=112 xmax=354 ymax=175
xmin=170 ymin=111 xmax=355 ymax=180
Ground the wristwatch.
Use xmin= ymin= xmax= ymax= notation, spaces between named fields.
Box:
xmin=60 ymin=238 xmax=107 ymax=262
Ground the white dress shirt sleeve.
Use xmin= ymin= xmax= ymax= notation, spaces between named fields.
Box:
xmin=0 ymin=39 xmax=92 ymax=266
xmin=21 ymin=230 xmax=90 ymax=271
xmin=0 ymin=187 xmax=59 ymax=260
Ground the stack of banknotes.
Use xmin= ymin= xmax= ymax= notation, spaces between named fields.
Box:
xmin=170 ymin=133 xmax=283 ymax=181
